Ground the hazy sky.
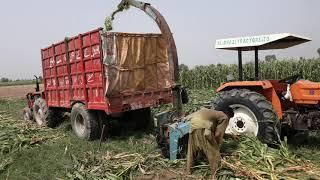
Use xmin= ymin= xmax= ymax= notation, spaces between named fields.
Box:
xmin=0 ymin=0 xmax=319 ymax=79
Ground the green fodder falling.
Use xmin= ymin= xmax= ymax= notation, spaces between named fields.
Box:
xmin=104 ymin=17 xmax=113 ymax=31
xmin=104 ymin=1 xmax=130 ymax=31
xmin=180 ymin=58 xmax=320 ymax=89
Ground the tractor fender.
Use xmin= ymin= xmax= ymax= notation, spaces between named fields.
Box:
xmin=216 ymin=81 xmax=283 ymax=119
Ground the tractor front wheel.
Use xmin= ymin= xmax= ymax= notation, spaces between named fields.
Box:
xmin=23 ymin=107 xmax=33 ymax=121
xmin=213 ymin=89 xmax=279 ymax=145
xmin=33 ymin=98 xmax=63 ymax=128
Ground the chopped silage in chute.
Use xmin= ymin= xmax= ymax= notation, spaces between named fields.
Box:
xmin=104 ymin=1 xmax=130 ymax=31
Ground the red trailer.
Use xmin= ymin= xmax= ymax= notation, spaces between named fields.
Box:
xmin=23 ymin=0 xmax=185 ymax=140
xmin=41 ymin=29 xmax=172 ymax=113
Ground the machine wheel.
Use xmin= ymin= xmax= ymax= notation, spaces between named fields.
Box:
xmin=213 ymin=89 xmax=279 ymax=144
xmin=33 ymin=98 xmax=63 ymax=128
xmin=70 ymin=103 xmax=100 ymax=140
xmin=23 ymin=107 xmax=33 ymax=121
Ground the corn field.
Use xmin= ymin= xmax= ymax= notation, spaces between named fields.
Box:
xmin=180 ymin=58 xmax=320 ymax=89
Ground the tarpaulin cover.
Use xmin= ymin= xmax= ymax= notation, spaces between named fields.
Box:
xmin=102 ymin=32 xmax=172 ymax=96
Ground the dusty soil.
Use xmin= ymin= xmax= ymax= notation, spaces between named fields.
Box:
xmin=0 ymin=84 xmax=44 ymax=98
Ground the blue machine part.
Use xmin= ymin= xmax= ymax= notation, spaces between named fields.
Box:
xmin=168 ymin=121 xmax=190 ymax=160
xmin=154 ymin=110 xmax=191 ymax=160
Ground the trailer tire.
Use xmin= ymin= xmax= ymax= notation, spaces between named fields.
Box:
xmin=213 ymin=89 xmax=279 ymax=145
xmin=33 ymin=98 xmax=63 ymax=128
xmin=71 ymin=103 xmax=100 ymax=140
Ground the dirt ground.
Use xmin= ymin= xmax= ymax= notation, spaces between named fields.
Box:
xmin=0 ymin=84 xmax=44 ymax=98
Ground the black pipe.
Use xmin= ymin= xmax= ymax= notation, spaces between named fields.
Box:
xmin=238 ymin=48 xmax=243 ymax=81
xmin=34 ymin=75 xmax=40 ymax=92
xmin=254 ymin=47 xmax=259 ymax=80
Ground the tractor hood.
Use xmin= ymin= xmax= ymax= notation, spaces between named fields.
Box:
xmin=291 ymin=80 xmax=320 ymax=105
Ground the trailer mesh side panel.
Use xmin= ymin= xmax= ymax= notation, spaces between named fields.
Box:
xmin=42 ymin=29 xmax=106 ymax=109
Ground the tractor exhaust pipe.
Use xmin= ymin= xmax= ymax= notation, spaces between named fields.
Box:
xmin=34 ymin=75 xmax=40 ymax=92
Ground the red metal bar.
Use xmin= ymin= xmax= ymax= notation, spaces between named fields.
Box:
xmin=52 ymin=44 xmax=60 ymax=106
xmin=65 ymin=38 xmax=72 ymax=108
xmin=78 ymin=34 xmax=89 ymax=105
xmin=99 ymin=31 xmax=107 ymax=100
xmin=40 ymin=49 xmax=47 ymax=100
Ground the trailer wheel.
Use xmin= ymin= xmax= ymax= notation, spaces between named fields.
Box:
xmin=213 ymin=89 xmax=279 ymax=145
xmin=23 ymin=107 xmax=33 ymax=121
xmin=33 ymin=98 xmax=63 ymax=128
xmin=71 ymin=103 xmax=100 ymax=140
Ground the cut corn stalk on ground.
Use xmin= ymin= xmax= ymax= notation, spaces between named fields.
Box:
xmin=1 ymin=92 xmax=320 ymax=179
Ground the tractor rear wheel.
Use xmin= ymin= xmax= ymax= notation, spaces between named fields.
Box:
xmin=213 ymin=89 xmax=279 ymax=145
xmin=70 ymin=103 xmax=100 ymax=140
xmin=33 ymin=98 xmax=63 ymax=128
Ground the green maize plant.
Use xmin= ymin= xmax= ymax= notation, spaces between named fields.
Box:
xmin=180 ymin=58 xmax=320 ymax=89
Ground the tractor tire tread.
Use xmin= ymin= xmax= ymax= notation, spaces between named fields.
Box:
xmin=213 ymin=89 xmax=279 ymax=144
xmin=33 ymin=98 xmax=63 ymax=128
xmin=23 ymin=107 xmax=33 ymax=121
